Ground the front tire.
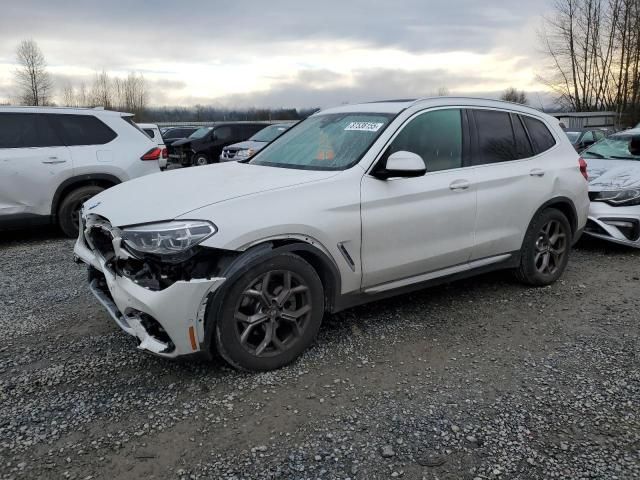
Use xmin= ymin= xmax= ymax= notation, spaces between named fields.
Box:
xmin=515 ymin=208 xmax=571 ymax=286
xmin=193 ymin=154 xmax=209 ymax=166
xmin=213 ymin=253 xmax=324 ymax=371
xmin=58 ymin=185 xmax=105 ymax=238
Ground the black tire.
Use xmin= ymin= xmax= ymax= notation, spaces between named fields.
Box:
xmin=193 ymin=154 xmax=209 ymax=166
xmin=515 ymin=208 xmax=572 ymax=286
xmin=213 ymin=253 xmax=324 ymax=372
xmin=58 ymin=185 xmax=105 ymax=238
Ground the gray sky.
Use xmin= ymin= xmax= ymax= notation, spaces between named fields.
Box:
xmin=0 ymin=0 xmax=554 ymax=108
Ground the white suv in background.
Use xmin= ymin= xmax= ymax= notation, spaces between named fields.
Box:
xmin=137 ymin=123 xmax=168 ymax=169
xmin=74 ymin=97 xmax=589 ymax=371
xmin=0 ymin=107 xmax=161 ymax=237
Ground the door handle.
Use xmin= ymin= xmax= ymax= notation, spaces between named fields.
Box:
xmin=449 ymin=179 xmax=470 ymax=191
xmin=42 ymin=158 xmax=67 ymax=164
xmin=529 ymin=168 xmax=545 ymax=177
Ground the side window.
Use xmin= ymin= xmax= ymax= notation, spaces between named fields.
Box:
xmin=0 ymin=113 xmax=63 ymax=148
xmin=51 ymin=114 xmax=117 ymax=146
xmin=582 ymin=131 xmax=594 ymax=143
xmin=214 ymin=126 xmax=232 ymax=141
xmin=522 ymin=116 xmax=556 ymax=154
xmin=386 ymin=109 xmax=462 ymax=172
xmin=473 ymin=109 xmax=524 ymax=164
xmin=143 ymin=128 xmax=155 ymax=139
xmin=511 ymin=114 xmax=534 ymax=159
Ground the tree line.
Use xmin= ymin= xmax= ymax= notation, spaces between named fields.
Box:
xmin=540 ymin=0 xmax=640 ymax=123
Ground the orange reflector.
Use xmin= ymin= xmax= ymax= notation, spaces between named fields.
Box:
xmin=188 ymin=326 xmax=197 ymax=351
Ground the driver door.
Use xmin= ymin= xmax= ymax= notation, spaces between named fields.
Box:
xmin=360 ymin=108 xmax=477 ymax=289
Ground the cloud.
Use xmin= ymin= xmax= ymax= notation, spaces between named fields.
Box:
xmin=0 ymin=0 xmax=554 ymax=108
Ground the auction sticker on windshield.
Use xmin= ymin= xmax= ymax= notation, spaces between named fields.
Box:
xmin=345 ymin=122 xmax=384 ymax=132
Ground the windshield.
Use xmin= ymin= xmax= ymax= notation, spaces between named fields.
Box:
xmin=582 ymin=134 xmax=640 ymax=161
xmin=250 ymin=124 xmax=292 ymax=143
xmin=249 ymin=113 xmax=394 ymax=170
xmin=189 ymin=127 xmax=212 ymax=139
xmin=565 ymin=131 xmax=580 ymax=144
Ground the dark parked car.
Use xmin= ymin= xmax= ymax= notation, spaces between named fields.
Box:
xmin=170 ymin=123 xmax=269 ymax=166
xmin=564 ymin=128 xmax=606 ymax=152
xmin=161 ymin=126 xmax=199 ymax=158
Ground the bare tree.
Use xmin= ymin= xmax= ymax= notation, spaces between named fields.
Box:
xmin=500 ymin=87 xmax=529 ymax=104
xmin=113 ymin=72 xmax=148 ymax=117
xmin=61 ymin=82 xmax=76 ymax=107
xmin=90 ymin=70 xmax=113 ymax=108
xmin=14 ymin=39 xmax=53 ymax=106
xmin=539 ymin=0 xmax=640 ymax=124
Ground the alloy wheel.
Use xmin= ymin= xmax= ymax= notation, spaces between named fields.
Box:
xmin=534 ymin=219 xmax=567 ymax=275
xmin=234 ymin=270 xmax=312 ymax=357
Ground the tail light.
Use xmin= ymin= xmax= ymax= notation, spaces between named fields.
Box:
xmin=141 ymin=147 xmax=162 ymax=161
xmin=578 ymin=157 xmax=588 ymax=181
xmin=161 ymin=147 xmax=168 ymax=159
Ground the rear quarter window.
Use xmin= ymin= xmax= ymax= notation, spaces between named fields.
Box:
xmin=522 ymin=116 xmax=556 ymax=154
xmin=50 ymin=114 xmax=117 ymax=146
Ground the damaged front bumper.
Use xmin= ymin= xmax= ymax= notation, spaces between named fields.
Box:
xmin=584 ymin=201 xmax=640 ymax=248
xmin=74 ymin=216 xmax=226 ymax=358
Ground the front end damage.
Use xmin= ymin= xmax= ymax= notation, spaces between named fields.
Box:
xmin=74 ymin=214 xmax=237 ymax=358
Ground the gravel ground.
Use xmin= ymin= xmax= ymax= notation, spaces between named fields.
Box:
xmin=0 ymin=228 xmax=638 ymax=480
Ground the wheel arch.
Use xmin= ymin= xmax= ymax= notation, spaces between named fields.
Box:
xmin=201 ymin=239 xmax=342 ymax=357
xmin=51 ymin=174 xmax=122 ymax=217
xmin=530 ymin=196 xmax=578 ymax=238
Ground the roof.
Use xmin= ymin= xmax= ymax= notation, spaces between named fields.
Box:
xmin=0 ymin=106 xmax=128 ymax=116
xmin=318 ymin=96 xmax=553 ymax=118
xmin=551 ymin=111 xmax=617 ymax=118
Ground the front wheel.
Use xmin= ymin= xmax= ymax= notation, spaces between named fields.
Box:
xmin=515 ymin=208 xmax=572 ymax=286
xmin=213 ymin=253 xmax=324 ymax=371
xmin=193 ymin=154 xmax=209 ymax=166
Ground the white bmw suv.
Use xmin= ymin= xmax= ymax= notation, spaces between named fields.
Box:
xmin=74 ymin=98 xmax=589 ymax=371
xmin=0 ymin=107 xmax=161 ymax=237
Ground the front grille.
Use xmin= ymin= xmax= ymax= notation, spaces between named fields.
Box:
xmin=588 ymin=192 xmax=600 ymax=201
xmin=222 ymin=149 xmax=236 ymax=159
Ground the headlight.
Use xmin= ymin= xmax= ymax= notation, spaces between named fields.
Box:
xmin=594 ymin=189 xmax=640 ymax=206
xmin=235 ymin=148 xmax=255 ymax=159
xmin=121 ymin=220 xmax=217 ymax=256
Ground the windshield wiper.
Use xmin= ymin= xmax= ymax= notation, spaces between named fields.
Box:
xmin=610 ymin=156 xmax=639 ymax=160
xmin=584 ymin=152 xmax=605 ymax=158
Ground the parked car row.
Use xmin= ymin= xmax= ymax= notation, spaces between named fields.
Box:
xmin=2 ymin=99 xmax=639 ymax=373
xmin=160 ymin=122 xmax=294 ymax=167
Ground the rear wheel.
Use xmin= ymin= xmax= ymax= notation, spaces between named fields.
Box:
xmin=213 ymin=253 xmax=324 ymax=371
xmin=58 ymin=185 xmax=105 ymax=238
xmin=515 ymin=208 xmax=571 ymax=286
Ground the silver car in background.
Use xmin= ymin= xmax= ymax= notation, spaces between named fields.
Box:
xmin=220 ymin=122 xmax=296 ymax=161
xmin=583 ymin=129 xmax=640 ymax=247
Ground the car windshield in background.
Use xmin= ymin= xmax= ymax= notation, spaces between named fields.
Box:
xmin=565 ymin=131 xmax=580 ymax=144
xmin=189 ymin=127 xmax=211 ymax=139
xmin=250 ymin=124 xmax=291 ymax=143
xmin=249 ymin=113 xmax=393 ymax=171
xmin=582 ymin=134 xmax=640 ymax=161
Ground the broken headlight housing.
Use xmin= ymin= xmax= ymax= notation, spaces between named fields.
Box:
xmin=593 ymin=189 xmax=640 ymax=206
xmin=121 ymin=220 xmax=217 ymax=257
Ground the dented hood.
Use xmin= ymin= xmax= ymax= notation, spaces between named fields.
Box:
xmin=587 ymin=159 xmax=640 ymax=192
xmin=84 ymin=162 xmax=337 ymax=227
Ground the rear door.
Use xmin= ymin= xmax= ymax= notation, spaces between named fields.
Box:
xmin=470 ymin=109 xmax=558 ymax=260
xmin=49 ymin=114 xmax=118 ymax=176
xmin=0 ymin=113 xmax=71 ymax=218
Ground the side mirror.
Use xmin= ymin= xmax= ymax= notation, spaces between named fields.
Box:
xmin=630 ymin=136 xmax=640 ymax=156
xmin=373 ymin=151 xmax=426 ymax=180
